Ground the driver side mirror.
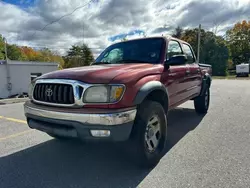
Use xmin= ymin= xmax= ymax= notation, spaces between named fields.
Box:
xmin=165 ymin=54 xmax=188 ymax=66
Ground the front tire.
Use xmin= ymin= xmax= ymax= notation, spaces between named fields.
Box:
xmin=194 ymin=85 xmax=210 ymax=114
xmin=128 ymin=100 xmax=167 ymax=168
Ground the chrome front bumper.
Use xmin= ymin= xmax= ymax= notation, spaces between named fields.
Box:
xmin=24 ymin=104 xmax=137 ymax=126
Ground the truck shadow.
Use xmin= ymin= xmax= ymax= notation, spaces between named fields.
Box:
xmin=0 ymin=107 xmax=205 ymax=188
xmin=166 ymin=107 xmax=205 ymax=151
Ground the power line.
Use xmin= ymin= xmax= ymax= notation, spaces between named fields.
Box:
xmin=20 ymin=45 xmax=103 ymax=49
xmin=16 ymin=45 xmax=103 ymax=51
xmin=31 ymin=0 xmax=94 ymax=38
xmin=15 ymin=1 xmax=119 ymax=52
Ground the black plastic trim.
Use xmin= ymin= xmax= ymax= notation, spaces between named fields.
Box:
xmin=133 ymin=81 xmax=169 ymax=105
xmin=26 ymin=114 xmax=134 ymax=142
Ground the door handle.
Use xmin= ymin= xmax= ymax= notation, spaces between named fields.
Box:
xmin=186 ymin=70 xmax=190 ymax=75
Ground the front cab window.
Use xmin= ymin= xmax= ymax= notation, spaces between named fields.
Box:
xmin=166 ymin=40 xmax=183 ymax=61
xmin=102 ymin=48 xmax=123 ymax=63
xmin=95 ymin=38 xmax=164 ymax=64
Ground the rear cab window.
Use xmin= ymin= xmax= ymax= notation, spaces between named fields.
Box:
xmin=182 ymin=43 xmax=196 ymax=64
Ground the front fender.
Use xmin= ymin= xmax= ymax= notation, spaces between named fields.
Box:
xmin=133 ymin=81 xmax=168 ymax=105
xmin=200 ymin=73 xmax=212 ymax=96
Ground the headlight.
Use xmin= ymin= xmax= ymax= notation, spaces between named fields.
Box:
xmin=83 ymin=85 xmax=125 ymax=103
xmin=84 ymin=86 xmax=108 ymax=103
xmin=28 ymin=82 xmax=35 ymax=99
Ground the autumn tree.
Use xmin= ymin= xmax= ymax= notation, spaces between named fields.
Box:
xmin=20 ymin=46 xmax=42 ymax=61
xmin=226 ymin=20 xmax=250 ymax=67
xmin=63 ymin=43 xmax=94 ymax=68
xmin=0 ymin=33 xmax=64 ymax=68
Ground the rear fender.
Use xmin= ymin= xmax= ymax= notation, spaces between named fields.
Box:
xmin=200 ymin=73 xmax=212 ymax=96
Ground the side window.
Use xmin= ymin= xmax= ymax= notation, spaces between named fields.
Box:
xmin=167 ymin=40 xmax=183 ymax=60
xmin=182 ymin=43 xmax=195 ymax=63
xmin=102 ymin=48 xmax=123 ymax=63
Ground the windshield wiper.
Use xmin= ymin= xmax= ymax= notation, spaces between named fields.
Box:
xmin=92 ymin=61 xmax=111 ymax=65
xmin=116 ymin=59 xmax=151 ymax=64
xmin=93 ymin=59 xmax=152 ymax=65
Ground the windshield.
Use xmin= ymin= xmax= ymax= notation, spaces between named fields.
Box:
xmin=95 ymin=38 xmax=164 ymax=64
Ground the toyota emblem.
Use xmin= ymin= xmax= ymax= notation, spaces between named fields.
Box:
xmin=45 ymin=88 xmax=53 ymax=97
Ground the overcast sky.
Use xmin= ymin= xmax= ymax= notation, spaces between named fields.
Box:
xmin=0 ymin=0 xmax=249 ymax=57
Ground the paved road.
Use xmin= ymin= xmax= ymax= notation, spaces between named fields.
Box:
xmin=0 ymin=80 xmax=250 ymax=188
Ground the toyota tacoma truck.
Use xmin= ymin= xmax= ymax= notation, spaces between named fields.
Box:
xmin=24 ymin=36 xmax=212 ymax=167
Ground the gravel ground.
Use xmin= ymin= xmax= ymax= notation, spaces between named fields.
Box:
xmin=0 ymin=79 xmax=250 ymax=188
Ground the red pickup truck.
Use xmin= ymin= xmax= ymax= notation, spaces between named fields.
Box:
xmin=24 ymin=36 xmax=212 ymax=167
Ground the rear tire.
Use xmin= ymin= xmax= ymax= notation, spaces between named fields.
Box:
xmin=194 ymin=85 xmax=210 ymax=114
xmin=128 ymin=100 xmax=167 ymax=168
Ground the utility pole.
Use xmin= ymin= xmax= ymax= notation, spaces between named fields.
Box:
xmin=4 ymin=37 xmax=8 ymax=62
xmin=197 ymin=24 xmax=201 ymax=63
xmin=3 ymin=37 xmax=11 ymax=96
xmin=82 ymin=20 xmax=84 ymax=44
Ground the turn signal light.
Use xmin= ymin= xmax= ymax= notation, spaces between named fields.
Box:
xmin=90 ymin=130 xmax=110 ymax=137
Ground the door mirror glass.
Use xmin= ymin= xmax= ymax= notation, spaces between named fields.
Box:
xmin=165 ymin=54 xmax=187 ymax=66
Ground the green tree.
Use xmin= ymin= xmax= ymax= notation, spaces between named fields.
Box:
xmin=172 ymin=26 xmax=183 ymax=39
xmin=7 ymin=44 xmax=23 ymax=60
xmin=201 ymin=33 xmax=229 ymax=76
xmin=121 ymin=37 xmax=127 ymax=41
xmin=0 ymin=35 xmax=27 ymax=61
xmin=63 ymin=43 xmax=94 ymax=68
xmin=39 ymin=48 xmax=53 ymax=62
xmin=0 ymin=35 xmax=5 ymax=60
xmin=181 ymin=28 xmax=229 ymax=76
xmin=226 ymin=20 xmax=250 ymax=67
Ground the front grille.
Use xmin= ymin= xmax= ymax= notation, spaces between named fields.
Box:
xmin=33 ymin=83 xmax=75 ymax=104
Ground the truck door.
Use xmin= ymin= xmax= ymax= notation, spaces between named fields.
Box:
xmin=161 ymin=40 xmax=190 ymax=108
xmin=181 ymin=43 xmax=202 ymax=98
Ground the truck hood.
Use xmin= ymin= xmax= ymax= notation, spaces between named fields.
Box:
xmin=39 ymin=64 xmax=164 ymax=84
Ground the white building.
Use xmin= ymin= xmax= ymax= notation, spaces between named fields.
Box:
xmin=0 ymin=60 xmax=58 ymax=98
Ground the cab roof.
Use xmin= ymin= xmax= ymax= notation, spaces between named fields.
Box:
xmin=114 ymin=35 xmax=190 ymax=45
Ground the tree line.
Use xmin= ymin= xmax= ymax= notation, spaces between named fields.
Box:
xmin=172 ymin=20 xmax=250 ymax=76
xmin=0 ymin=35 xmax=94 ymax=70
xmin=1 ymin=20 xmax=250 ymax=76
xmin=0 ymin=35 xmax=65 ymax=68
